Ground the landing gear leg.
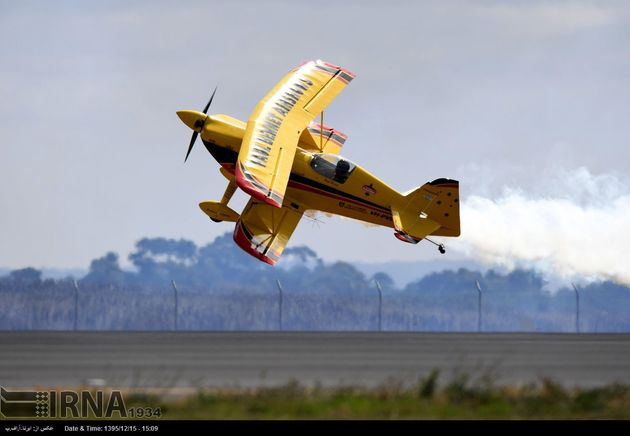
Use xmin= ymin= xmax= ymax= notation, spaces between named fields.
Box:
xmin=209 ymin=180 xmax=238 ymax=223
xmin=220 ymin=179 xmax=237 ymax=205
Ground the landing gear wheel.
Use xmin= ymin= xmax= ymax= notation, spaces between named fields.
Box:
xmin=210 ymin=218 xmax=223 ymax=223
xmin=438 ymin=244 xmax=446 ymax=254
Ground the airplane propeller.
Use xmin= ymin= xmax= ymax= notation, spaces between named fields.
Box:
xmin=182 ymin=86 xmax=217 ymax=162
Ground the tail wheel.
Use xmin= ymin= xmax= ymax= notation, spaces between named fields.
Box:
xmin=210 ymin=218 xmax=223 ymax=223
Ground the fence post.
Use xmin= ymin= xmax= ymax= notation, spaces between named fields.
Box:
xmin=171 ymin=280 xmax=179 ymax=331
xmin=475 ymin=280 xmax=483 ymax=333
xmin=275 ymin=280 xmax=284 ymax=331
xmin=572 ymin=283 xmax=580 ymax=333
xmin=375 ymin=280 xmax=383 ymax=332
xmin=73 ymin=280 xmax=79 ymax=331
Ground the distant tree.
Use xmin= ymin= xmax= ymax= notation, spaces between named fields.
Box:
xmin=371 ymin=272 xmax=396 ymax=291
xmin=307 ymin=261 xmax=368 ymax=293
xmin=130 ymin=238 xmax=197 ymax=266
xmin=193 ymin=232 xmax=282 ymax=289
xmin=282 ymin=246 xmax=322 ymax=268
xmin=505 ymin=269 xmax=544 ymax=292
xmin=126 ymin=237 xmax=198 ymax=286
xmin=406 ymin=268 xmax=483 ymax=294
xmin=82 ymin=252 xmax=129 ymax=286
xmin=8 ymin=268 xmax=42 ymax=287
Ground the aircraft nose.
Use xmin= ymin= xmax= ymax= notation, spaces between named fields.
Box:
xmin=176 ymin=110 xmax=207 ymax=132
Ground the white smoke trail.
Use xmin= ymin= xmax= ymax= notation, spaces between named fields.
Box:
xmin=450 ymin=167 xmax=630 ymax=285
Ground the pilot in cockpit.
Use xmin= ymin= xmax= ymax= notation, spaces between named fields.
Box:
xmin=334 ymin=159 xmax=351 ymax=183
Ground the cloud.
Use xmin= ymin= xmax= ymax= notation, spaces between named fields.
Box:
xmin=452 ymin=167 xmax=630 ymax=285
xmin=470 ymin=2 xmax=623 ymax=40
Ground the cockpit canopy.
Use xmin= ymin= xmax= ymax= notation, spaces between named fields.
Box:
xmin=310 ymin=154 xmax=356 ymax=184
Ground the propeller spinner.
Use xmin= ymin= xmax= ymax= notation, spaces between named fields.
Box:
xmin=177 ymin=86 xmax=217 ymax=162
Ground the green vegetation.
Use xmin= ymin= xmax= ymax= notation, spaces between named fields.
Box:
xmin=124 ymin=376 xmax=630 ymax=419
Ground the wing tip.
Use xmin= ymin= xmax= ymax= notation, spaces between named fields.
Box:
xmin=319 ymin=60 xmax=356 ymax=80
xmin=293 ymin=59 xmax=356 ymax=81
xmin=233 ymin=220 xmax=278 ymax=266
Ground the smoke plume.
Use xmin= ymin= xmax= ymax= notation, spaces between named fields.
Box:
xmin=451 ymin=167 xmax=630 ymax=285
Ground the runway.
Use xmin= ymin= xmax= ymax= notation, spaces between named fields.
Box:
xmin=1 ymin=332 xmax=629 ymax=389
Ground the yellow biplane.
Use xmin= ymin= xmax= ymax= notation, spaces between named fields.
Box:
xmin=177 ymin=60 xmax=460 ymax=265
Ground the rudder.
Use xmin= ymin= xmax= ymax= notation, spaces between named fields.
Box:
xmin=392 ymin=178 xmax=460 ymax=241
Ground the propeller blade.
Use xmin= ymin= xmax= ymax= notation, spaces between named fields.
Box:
xmin=184 ymin=131 xmax=198 ymax=163
xmin=202 ymin=86 xmax=217 ymax=114
xmin=182 ymin=86 xmax=217 ymax=163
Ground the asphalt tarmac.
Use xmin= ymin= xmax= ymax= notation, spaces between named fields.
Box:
xmin=1 ymin=332 xmax=629 ymax=389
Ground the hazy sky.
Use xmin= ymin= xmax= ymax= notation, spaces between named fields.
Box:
xmin=1 ymin=1 xmax=629 ymax=272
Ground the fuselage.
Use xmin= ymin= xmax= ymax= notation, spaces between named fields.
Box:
xmin=200 ymin=114 xmax=401 ymax=228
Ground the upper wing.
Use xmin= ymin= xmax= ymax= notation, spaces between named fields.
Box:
xmin=233 ymin=198 xmax=304 ymax=265
xmin=236 ymin=60 xmax=355 ymax=208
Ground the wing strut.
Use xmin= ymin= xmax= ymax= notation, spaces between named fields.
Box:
xmin=320 ymin=111 xmax=324 ymax=150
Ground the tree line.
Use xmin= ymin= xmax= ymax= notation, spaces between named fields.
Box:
xmin=1 ymin=232 xmax=629 ymax=331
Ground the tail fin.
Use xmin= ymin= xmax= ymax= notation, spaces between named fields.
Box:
xmin=392 ymin=178 xmax=460 ymax=241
